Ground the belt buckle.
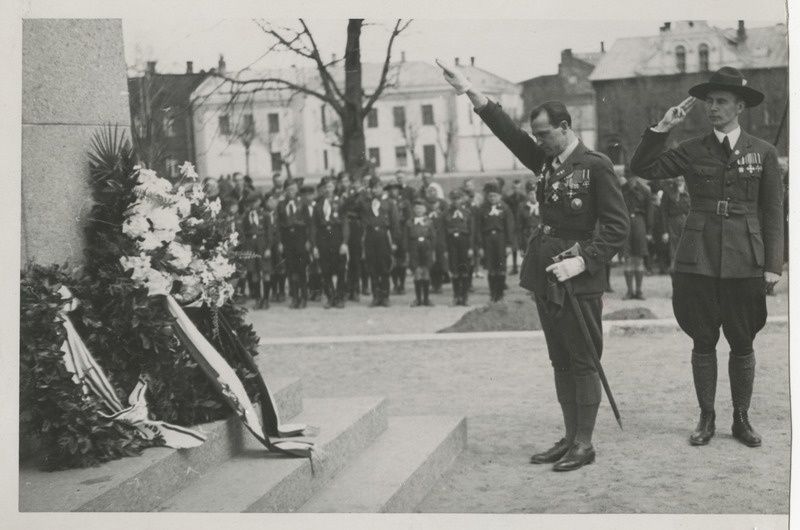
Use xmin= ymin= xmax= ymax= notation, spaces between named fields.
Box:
xmin=542 ymin=225 xmax=552 ymax=235
xmin=418 ymin=236 xmax=425 ymax=242
xmin=716 ymin=200 xmax=730 ymax=216
xmin=453 ymin=232 xmax=460 ymax=237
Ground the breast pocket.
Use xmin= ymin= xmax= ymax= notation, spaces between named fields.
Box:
xmin=675 ymin=214 xmax=706 ymax=264
xmin=691 ymin=165 xmax=720 ymax=195
xmin=563 ymin=189 xmax=590 ymax=216
xmin=745 ymin=169 xmax=762 ymax=201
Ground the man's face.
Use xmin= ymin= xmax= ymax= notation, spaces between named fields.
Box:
xmin=324 ymin=181 xmax=335 ymax=198
xmin=389 ymin=187 xmax=399 ymax=198
xmin=413 ymin=204 xmax=426 ymax=217
xmin=233 ymin=175 xmax=244 ymax=190
xmin=487 ymin=192 xmax=501 ymax=205
xmin=426 ymin=186 xmax=437 ymax=200
xmin=204 ymin=179 xmax=219 ymax=197
xmin=285 ymin=183 xmax=298 ymax=199
xmin=395 ymin=172 xmax=406 ymax=185
xmin=464 ymin=180 xmax=474 ymax=192
xmin=530 ymin=113 xmax=568 ymax=157
xmin=705 ymin=90 xmax=744 ymax=132
xmin=371 ymin=184 xmax=383 ymax=198
xmin=422 ymin=173 xmax=432 ymax=187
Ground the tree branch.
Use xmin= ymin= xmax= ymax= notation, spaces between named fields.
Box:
xmin=363 ymin=19 xmax=412 ymax=115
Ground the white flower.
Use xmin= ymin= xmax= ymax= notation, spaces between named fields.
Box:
xmin=179 ymin=161 xmax=199 ymax=180
xmin=208 ymin=254 xmax=236 ymax=280
xmin=228 ymin=231 xmax=239 ymax=247
xmin=174 ymin=274 xmax=202 ymax=303
xmin=138 ymin=231 xmax=166 ymax=251
xmin=189 ymin=184 xmax=206 ymax=204
xmin=144 ymin=269 xmax=173 ymax=297
xmin=148 ymin=207 xmax=181 ymax=233
xmin=188 ymin=257 xmax=206 ymax=273
xmin=206 ymin=198 xmax=221 ymax=217
xmin=122 ymin=213 xmax=151 ymax=239
xmin=184 ymin=217 xmax=202 ymax=227
xmin=174 ymin=195 xmax=192 ymax=217
xmin=120 ymin=254 xmax=152 ymax=283
xmin=213 ymin=282 xmax=235 ymax=307
xmin=167 ymin=241 xmax=193 ymax=270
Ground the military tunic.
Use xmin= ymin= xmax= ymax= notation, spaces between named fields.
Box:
xmin=311 ymin=195 xmax=350 ymax=300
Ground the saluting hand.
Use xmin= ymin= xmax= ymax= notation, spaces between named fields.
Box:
xmin=436 ymin=58 xmax=472 ymax=95
xmin=654 ymin=96 xmax=697 ymax=133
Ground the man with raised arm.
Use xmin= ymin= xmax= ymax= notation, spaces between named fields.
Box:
xmin=438 ymin=59 xmax=629 ymax=471
xmin=630 ymin=67 xmax=783 ymax=448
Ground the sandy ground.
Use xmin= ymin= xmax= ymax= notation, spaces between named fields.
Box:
xmin=248 ymin=266 xmax=790 ymax=514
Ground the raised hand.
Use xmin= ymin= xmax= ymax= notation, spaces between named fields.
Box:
xmin=435 ymin=58 xmax=472 ymax=95
xmin=655 ymin=96 xmax=697 ymax=132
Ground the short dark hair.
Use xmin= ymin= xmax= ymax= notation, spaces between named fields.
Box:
xmin=530 ymin=101 xmax=572 ymax=128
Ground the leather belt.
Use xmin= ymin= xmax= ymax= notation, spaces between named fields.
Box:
xmin=539 ymin=224 xmax=593 ymax=240
xmin=691 ymin=199 xmax=756 ymax=217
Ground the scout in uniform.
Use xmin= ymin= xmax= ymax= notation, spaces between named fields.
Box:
xmin=301 ymin=183 xmax=323 ymax=303
xmin=387 ymin=180 xmax=412 ymax=295
xmin=360 ymin=176 xmax=400 ymax=307
xmin=343 ymin=175 xmax=369 ymax=302
xmin=439 ymin=59 xmax=629 ymax=471
xmin=504 ymin=179 xmax=527 ymax=275
xmin=241 ymin=192 xmax=272 ymax=309
xmin=475 ymin=182 xmax=514 ymax=303
xmin=619 ymin=169 xmax=654 ymax=299
xmin=630 ymin=66 xmax=783 ymax=448
xmin=516 ymin=179 xmax=541 ymax=260
xmin=405 ymin=199 xmax=437 ymax=307
xmin=426 ymin=185 xmax=449 ymax=294
xmin=277 ymin=179 xmax=313 ymax=309
xmin=311 ymin=177 xmax=349 ymax=309
xmin=444 ymin=188 xmax=475 ymax=306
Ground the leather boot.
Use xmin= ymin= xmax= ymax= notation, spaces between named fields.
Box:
xmin=689 ymin=352 xmax=717 ymax=445
xmin=552 ymin=373 xmax=601 ymax=471
xmin=730 ymin=353 xmax=761 ymax=447
xmin=460 ymin=276 xmax=470 ymax=306
xmin=531 ymin=370 xmax=576 ymax=464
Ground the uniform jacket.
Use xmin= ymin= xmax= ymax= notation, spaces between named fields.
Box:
xmin=360 ymin=196 xmax=400 ymax=246
xmin=277 ymin=196 xmax=312 ymax=246
xmin=310 ymin=195 xmax=349 ymax=249
xmin=444 ymin=203 xmax=476 ymax=249
xmin=241 ymin=208 xmax=271 ymax=256
xmin=630 ymin=128 xmax=783 ymax=277
xmin=478 ymin=100 xmax=629 ymax=297
xmin=474 ymin=201 xmax=515 ymax=246
xmin=516 ymin=200 xmax=540 ymax=248
xmin=404 ymin=216 xmax=437 ymax=253
xmin=621 ymin=180 xmax=654 ymax=235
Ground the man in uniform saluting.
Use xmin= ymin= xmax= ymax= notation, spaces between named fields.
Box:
xmin=438 ymin=59 xmax=629 ymax=471
xmin=630 ymin=67 xmax=783 ymax=448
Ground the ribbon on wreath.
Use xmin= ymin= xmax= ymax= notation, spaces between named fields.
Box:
xmin=164 ymin=295 xmax=317 ymax=460
xmin=57 ymin=287 xmax=207 ymax=449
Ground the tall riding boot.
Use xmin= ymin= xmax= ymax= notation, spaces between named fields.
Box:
xmin=690 ymin=351 xmax=717 ymax=445
xmin=554 ymin=372 xmax=601 ymax=471
xmin=530 ymin=370 xmax=576 ymax=464
xmin=496 ymin=275 xmax=506 ymax=302
xmin=633 ymin=270 xmax=645 ymax=299
xmin=730 ymin=353 xmax=761 ymax=447
xmin=451 ymin=277 xmax=461 ymax=306
xmin=460 ymin=276 xmax=470 ymax=306
xmin=399 ymin=267 xmax=407 ymax=295
xmin=487 ymin=275 xmax=496 ymax=302
xmin=422 ymin=280 xmax=433 ymax=306
xmin=299 ymin=274 xmax=308 ymax=309
xmin=623 ymin=270 xmax=634 ymax=299
xmin=412 ymin=280 xmax=422 ymax=307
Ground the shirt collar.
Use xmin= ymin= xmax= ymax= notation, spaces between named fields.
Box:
xmin=713 ymin=126 xmax=741 ymax=148
xmin=555 ymin=138 xmax=580 ymax=167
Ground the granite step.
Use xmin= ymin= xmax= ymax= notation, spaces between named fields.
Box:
xmin=19 ymin=376 xmax=303 ymax=512
xmin=299 ymin=415 xmax=467 ymax=513
xmin=155 ymin=395 xmax=388 ymax=513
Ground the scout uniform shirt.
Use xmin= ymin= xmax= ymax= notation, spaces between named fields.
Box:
xmin=630 ymin=125 xmax=784 ymax=278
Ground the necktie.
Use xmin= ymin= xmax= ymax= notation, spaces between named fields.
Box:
xmin=372 ymin=198 xmax=380 ymax=217
xmin=323 ymin=199 xmax=331 ymax=221
xmin=722 ymin=136 xmax=732 ymax=158
xmin=287 ymin=200 xmax=295 ymax=216
xmin=414 ymin=217 xmax=425 ymax=225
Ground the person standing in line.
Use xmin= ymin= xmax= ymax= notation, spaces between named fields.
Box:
xmin=241 ymin=192 xmax=271 ymax=309
xmin=311 ymin=177 xmax=349 ymax=309
xmin=505 ymin=179 xmax=526 ymax=275
xmin=426 ymin=185 xmax=449 ymax=295
xmin=516 ymin=179 xmax=541 ymax=265
xmin=658 ymin=176 xmax=691 ymax=275
xmin=475 ymin=182 xmax=514 ymax=303
xmin=630 ymin=67 xmax=783 ymax=447
xmin=277 ymin=179 xmax=313 ymax=309
xmin=387 ymin=180 xmax=412 ymax=295
xmin=438 ymin=59 xmax=628 ymax=471
xmin=444 ymin=188 xmax=475 ymax=306
xmin=619 ymin=169 xmax=654 ymax=300
xmin=361 ymin=176 xmax=400 ymax=307
xmin=343 ymin=174 xmax=369 ymax=302
xmin=405 ymin=199 xmax=437 ymax=307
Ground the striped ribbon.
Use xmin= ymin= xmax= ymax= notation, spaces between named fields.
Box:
xmin=57 ymin=287 xmax=206 ymax=449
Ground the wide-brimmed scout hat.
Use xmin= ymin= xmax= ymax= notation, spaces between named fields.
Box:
xmin=688 ymin=66 xmax=764 ymax=107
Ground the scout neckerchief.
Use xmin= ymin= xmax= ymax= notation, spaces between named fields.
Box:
xmin=371 ymin=198 xmax=381 ymax=217
xmin=323 ymin=198 xmax=332 ymax=221
xmin=414 ymin=216 xmax=426 ymax=225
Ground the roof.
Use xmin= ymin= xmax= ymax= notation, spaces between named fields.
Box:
xmin=590 ymin=22 xmax=788 ymax=81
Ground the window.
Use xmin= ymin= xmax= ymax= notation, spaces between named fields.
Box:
xmin=268 ymin=113 xmax=280 ymax=133
xmin=242 ymin=113 xmax=255 ymax=133
xmin=323 ymin=150 xmax=329 ymax=170
xmin=271 ymin=152 xmax=282 ymax=172
xmin=321 ymin=104 xmax=327 ymax=130
xmin=368 ymin=147 xmax=381 ymax=168
xmin=393 ymin=106 xmax=406 ymax=128
xmin=395 ymin=146 xmax=408 ymax=167
xmin=421 ymin=104 xmax=434 ymax=125
xmin=165 ymin=157 xmax=179 ymax=178
xmin=219 ymin=114 xmax=231 ymax=135
xmin=163 ymin=115 xmax=176 ymax=137
xmin=676 ymin=45 xmax=686 ymax=73
xmin=698 ymin=43 xmax=710 ymax=72
xmin=367 ymin=108 xmax=379 ymax=128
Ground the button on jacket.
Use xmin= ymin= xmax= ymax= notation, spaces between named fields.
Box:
xmin=630 ymin=128 xmax=784 ymax=277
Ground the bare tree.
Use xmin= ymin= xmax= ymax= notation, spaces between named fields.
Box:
xmin=212 ymin=19 xmax=412 ymax=177
xmin=433 ymin=119 xmax=457 ymax=173
xmin=233 ymin=112 xmax=256 ymax=175
xmin=398 ymin=120 xmax=421 ymax=174
xmin=473 ymin=121 xmax=487 ymax=173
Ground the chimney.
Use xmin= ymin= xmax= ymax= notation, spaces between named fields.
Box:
xmin=218 ymin=55 xmax=226 ymax=75
xmin=561 ymin=49 xmax=573 ymax=64
xmin=660 ymin=22 xmax=671 ymax=33
xmin=737 ymin=20 xmax=747 ymax=42
xmin=600 ymin=41 xmax=605 ymax=53
xmin=454 ymin=57 xmax=460 ymax=66
xmin=470 ymin=56 xmax=475 ymax=66
xmin=146 ymin=61 xmax=156 ymax=75
xmin=401 ymin=51 xmax=405 ymax=62
xmin=186 ymin=61 xmax=194 ymax=74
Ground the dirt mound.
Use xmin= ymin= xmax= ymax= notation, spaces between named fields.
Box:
xmin=603 ymin=307 xmax=658 ymax=320
xmin=439 ymin=298 xmax=542 ymax=333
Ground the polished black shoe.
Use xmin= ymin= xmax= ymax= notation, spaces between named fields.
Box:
xmin=552 ymin=442 xmax=595 ymax=472
xmin=689 ymin=411 xmax=716 ymax=446
xmin=732 ymin=409 xmax=762 ymax=447
xmin=529 ymin=438 xmax=572 ymax=464
xmin=633 ymin=291 xmax=646 ymax=300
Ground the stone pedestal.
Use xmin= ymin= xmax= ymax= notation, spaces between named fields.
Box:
xmin=21 ymin=19 xmax=130 ymax=267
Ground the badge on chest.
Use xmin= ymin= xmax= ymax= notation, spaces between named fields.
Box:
xmin=736 ymin=153 xmax=762 ymax=176
xmin=545 ymin=169 xmax=591 ymax=205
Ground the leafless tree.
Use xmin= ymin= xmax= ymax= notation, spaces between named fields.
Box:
xmin=433 ymin=119 xmax=457 ymax=173
xmin=473 ymin=121 xmax=487 ymax=173
xmin=398 ymin=120 xmax=421 ymax=174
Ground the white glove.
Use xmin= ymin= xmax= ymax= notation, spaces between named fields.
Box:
xmin=545 ymin=257 xmax=586 ymax=282
xmin=436 ymin=58 xmax=472 ymax=95
xmin=764 ymin=271 xmax=781 ymax=286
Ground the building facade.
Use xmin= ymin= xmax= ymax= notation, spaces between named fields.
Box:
xmin=520 ymin=48 xmax=604 ymax=150
xmin=191 ymin=58 xmax=523 ymax=185
xmin=589 ymin=20 xmax=789 ymax=166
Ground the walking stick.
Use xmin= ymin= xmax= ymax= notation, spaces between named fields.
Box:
xmin=552 ymin=244 xmax=623 ymax=429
